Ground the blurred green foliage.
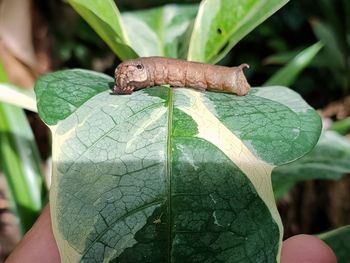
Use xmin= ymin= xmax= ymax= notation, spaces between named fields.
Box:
xmin=42 ymin=0 xmax=349 ymax=109
xmin=231 ymin=0 xmax=350 ymax=107
xmin=0 ymin=64 xmax=46 ymax=234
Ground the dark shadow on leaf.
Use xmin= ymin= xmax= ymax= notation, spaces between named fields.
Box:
xmin=53 ymin=159 xmax=280 ymax=262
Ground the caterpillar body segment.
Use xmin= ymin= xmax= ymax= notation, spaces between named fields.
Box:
xmin=113 ymin=57 xmax=250 ymax=96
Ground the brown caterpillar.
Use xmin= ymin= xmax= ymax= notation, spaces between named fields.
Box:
xmin=113 ymin=56 xmax=250 ymax=95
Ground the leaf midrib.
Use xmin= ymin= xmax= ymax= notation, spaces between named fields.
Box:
xmin=166 ymin=87 xmax=174 ymax=263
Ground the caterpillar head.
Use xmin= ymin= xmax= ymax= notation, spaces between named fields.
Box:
xmin=113 ymin=59 xmax=148 ymax=94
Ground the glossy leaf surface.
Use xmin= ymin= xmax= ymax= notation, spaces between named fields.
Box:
xmin=67 ymin=0 xmax=138 ymax=60
xmin=121 ymin=4 xmax=198 ymax=58
xmin=188 ymin=0 xmax=289 ymax=63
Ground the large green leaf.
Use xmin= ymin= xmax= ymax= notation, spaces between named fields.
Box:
xmin=67 ymin=0 xmax=138 ymax=60
xmin=188 ymin=0 xmax=289 ymax=63
xmin=35 ymin=70 xmax=321 ymax=262
xmin=318 ymin=225 xmax=350 ymax=263
xmin=272 ymin=131 xmax=350 ymax=200
xmin=121 ymin=4 xmax=198 ymax=58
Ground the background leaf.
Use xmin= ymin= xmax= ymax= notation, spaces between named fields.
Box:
xmin=0 ymin=103 xmax=45 ymax=233
xmin=310 ymin=18 xmax=348 ymax=94
xmin=272 ymin=131 xmax=350 ymax=200
xmin=188 ymin=0 xmax=289 ymax=63
xmin=0 ymin=83 xmax=37 ymax=112
xmin=121 ymin=4 xmax=198 ymax=58
xmin=67 ymin=0 xmax=138 ymax=60
xmin=264 ymin=41 xmax=323 ymax=86
xmin=318 ymin=225 xmax=350 ymax=263
xmin=310 ymin=20 xmax=344 ymax=70
xmin=36 ymin=70 xmax=321 ymax=262
xmin=0 ymin=62 xmax=46 ymax=234
xmin=330 ymin=117 xmax=350 ymax=135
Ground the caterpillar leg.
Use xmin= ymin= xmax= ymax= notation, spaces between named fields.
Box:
xmin=193 ymin=86 xmax=206 ymax=92
xmin=113 ymin=85 xmax=135 ymax=95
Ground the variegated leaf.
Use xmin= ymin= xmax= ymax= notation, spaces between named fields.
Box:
xmin=35 ymin=69 xmax=321 ymax=262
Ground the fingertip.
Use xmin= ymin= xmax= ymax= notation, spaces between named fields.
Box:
xmin=5 ymin=205 xmax=60 ymax=263
xmin=281 ymin=234 xmax=336 ymax=263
